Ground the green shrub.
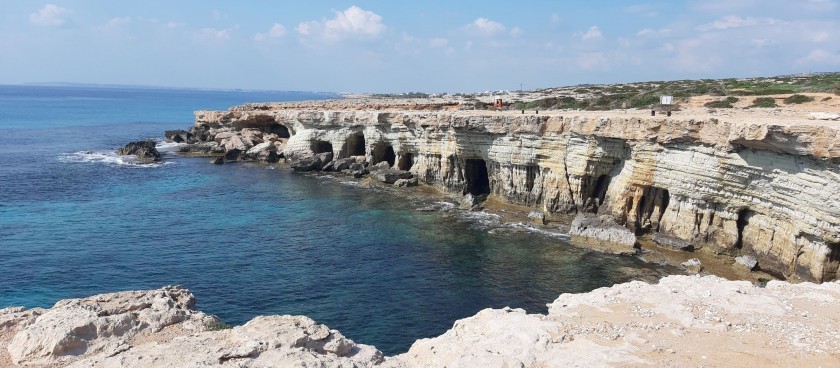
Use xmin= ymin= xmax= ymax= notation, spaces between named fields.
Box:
xmin=822 ymin=96 xmax=833 ymax=102
xmin=704 ymin=97 xmax=738 ymax=108
xmin=750 ymin=97 xmax=777 ymax=108
xmin=205 ymin=319 xmax=232 ymax=331
xmin=783 ymin=94 xmax=814 ymax=104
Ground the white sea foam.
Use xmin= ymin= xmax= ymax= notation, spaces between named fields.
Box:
xmin=456 ymin=210 xmax=503 ymax=229
xmin=58 ymin=150 xmax=170 ymax=168
xmin=492 ymin=222 xmax=571 ymax=239
xmin=154 ymin=140 xmax=186 ymax=152
xmin=416 ymin=201 xmax=457 ymax=212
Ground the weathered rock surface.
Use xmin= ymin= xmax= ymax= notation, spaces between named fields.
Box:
xmin=569 ymin=214 xmax=637 ymax=248
xmin=389 ymin=275 xmax=840 ymax=368
xmin=115 ymin=141 xmax=161 ymax=163
xmin=4 ymin=277 xmax=840 ymax=367
xmin=373 ymin=169 xmax=413 ymax=184
xmin=181 ymin=106 xmax=840 ymax=282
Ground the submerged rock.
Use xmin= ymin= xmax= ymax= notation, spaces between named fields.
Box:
xmin=569 ymin=214 xmax=636 ymax=248
xmin=115 ymin=141 xmax=161 ymax=163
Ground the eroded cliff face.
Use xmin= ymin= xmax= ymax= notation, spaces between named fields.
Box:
xmin=188 ymin=107 xmax=840 ymax=282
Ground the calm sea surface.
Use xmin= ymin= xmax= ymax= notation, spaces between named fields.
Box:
xmin=0 ymin=85 xmax=671 ymax=354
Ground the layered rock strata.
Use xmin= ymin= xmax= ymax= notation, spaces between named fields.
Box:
xmin=3 ymin=277 xmax=839 ymax=367
xmin=176 ymin=106 xmax=840 ymax=282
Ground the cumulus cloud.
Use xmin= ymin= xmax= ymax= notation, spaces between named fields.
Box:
xmin=697 ymin=16 xmax=782 ymax=31
xmin=296 ymin=6 xmax=385 ymax=43
xmin=29 ymin=4 xmax=68 ymax=27
xmin=577 ymin=26 xmax=603 ymax=40
xmin=255 ymin=23 xmax=287 ymax=41
xmin=510 ymin=27 xmax=524 ymax=37
xmin=465 ymin=18 xmax=506 ymax=36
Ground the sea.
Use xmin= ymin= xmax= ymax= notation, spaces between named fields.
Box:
xmin=0 ymin=85 xmax=672 ymax=355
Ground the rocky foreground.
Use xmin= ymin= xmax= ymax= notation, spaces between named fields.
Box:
xmin=2 ymin=276 xmax=839 ymax=367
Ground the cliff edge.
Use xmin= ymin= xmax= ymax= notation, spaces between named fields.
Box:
xmin=2 ymin=276 xmax=839 ymax=367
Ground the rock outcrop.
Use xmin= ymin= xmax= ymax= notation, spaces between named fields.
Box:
xmin=0 ymin=287 xmax=382 ymax=368
xmin=171 ymin=106 xmax=840 ymax=282
xmin=3 ymin=277 xmax=839 ymax=367
xmin=116 ymin=140 xmax=161 ymax=163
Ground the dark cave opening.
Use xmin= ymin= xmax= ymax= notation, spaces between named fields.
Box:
xmin=344 ymin=133 xmax=366 ymax=157
xmin=464 ymin=159 xmax=491 ymax=196
xmin=372 ymin=143 xmax=396 ymax=167
xmin=735 ymin=209 xmax=753 ymax=249
xmin=398 ymin=152 xmax=414 ymax=171
xmin=311 ymin=140 xmax=333 ymax=155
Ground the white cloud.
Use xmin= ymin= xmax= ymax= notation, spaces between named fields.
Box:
xmin=577 ymin=26 xmax=603 ymax=40
xmin=577 ymin=52 xmax=608 ymax=70
xmin=550 ymin=13 xmax=561 ymax=25
xmin=465 ymin=18 xmax=506 ymax=36
xmin=29 ymin=4 xmax=68 ymax=27
xmin=697 ymin=16 xmax=781 ymax=31
xmin=194 ymin=27 xmax=236 ymax=43
xmin=296 ymin=6 xmax=385 ymax=44
xmin=255 ymin=23 xmax=287 ymax=41
xmin=164 ymin=21 xmax=179 ymax=29
xmin=429 ymin=38 xmax=449 ymax=48
xmin=510 ymin=27 xmax=524 ymax=37
xmin=99 ymin=17 xmax=131 ymax=30
xmin=798 ymin=49 xmax=840 ymax=64
xmin=811 ymin=31 xmax=829 ymax=42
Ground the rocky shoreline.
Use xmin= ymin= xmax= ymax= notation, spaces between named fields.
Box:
xmin=3 ymin=275 xmax=839 ymax=367
xmin=159 ymin=98 xmax=840 ymax=283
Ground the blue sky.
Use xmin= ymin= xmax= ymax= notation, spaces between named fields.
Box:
xmin=2 ymin=1 xmax=839 ymax=92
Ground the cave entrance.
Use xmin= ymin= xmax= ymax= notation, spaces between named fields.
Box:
xmin=271 ymin=124 xmax=291 ymax=138
xmin=735 ymin=209 xmax=753 ymax=249
xmin=311 ymin=140 xmax=333 ymax=154
xmin=634 ymin=186 xmax=670 ymax=235
xmin=398 ymin=153 xmax=414 ymax=171
xmin=464 ymin=159 xmax=491 ymax=196
xmin=372 ymin=143 xmax=396 ymax=167
xmin=344 ymin=133 xmax=366 ymax=157
xmin=590 ymin=175 xmax=611 ymax=209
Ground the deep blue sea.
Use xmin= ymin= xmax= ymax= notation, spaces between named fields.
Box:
xmin=0 ymin=85 xmax=670 ymax=355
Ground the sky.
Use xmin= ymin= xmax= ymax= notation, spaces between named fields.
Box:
xmin=1 ymin=1 xmax=839 ymax=93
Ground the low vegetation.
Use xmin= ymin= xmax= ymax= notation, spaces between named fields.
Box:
xmin=783 ymin=94 xmax=814 ymax=104
xmin=750 ymin=97 xmax=777 ymax=108
xmin=204 ymin=319 xmax=232 ymax=331
xmin=704 ymin=96 xmax=739 ymax=108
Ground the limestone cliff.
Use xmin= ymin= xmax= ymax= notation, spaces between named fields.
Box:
xmin=183 ymin=106 xmax=840 ymax=282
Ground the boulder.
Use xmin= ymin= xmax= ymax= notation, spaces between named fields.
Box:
xmin=460 ymin=193 xmax=486 ymax=210
xmin=368 ymin=161 xmax=391 ymax=171
xmin=164 ymin=130 xmax=192 ymax=143
xmin=332 ymin=157 xmax=357 ymax=172
xmin=735 ymin=255 xmax=758 ymax=271
xmin=246 ymin=142 xmax=274 ymax=157
xmin=115 ymin=141 xmax=161 ymax=163
xmin=528 ymin=211 xmax=546 ymax=225
xmin=373 ymin=169 xmax=413 ymax=184
xmin=569 ymin=214 xmax=636 ymax=248
xmin=224 ymin=149 xmax=242 ymax=161
xmin=682 ymin=258 xmax=703 ymax=274
xmin=223 ymin=135 xmax=249 ymax=152
xmin=210 ymin=156 xmax=224 ymax=165
xmin=394 ymin=177 xmax=419 ymax=187
xmin=291 ymin=152 xmax=333 ymax=172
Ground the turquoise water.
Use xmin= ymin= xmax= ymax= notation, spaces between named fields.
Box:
xmin=0 ymin=85 xmax=671 ymax=355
